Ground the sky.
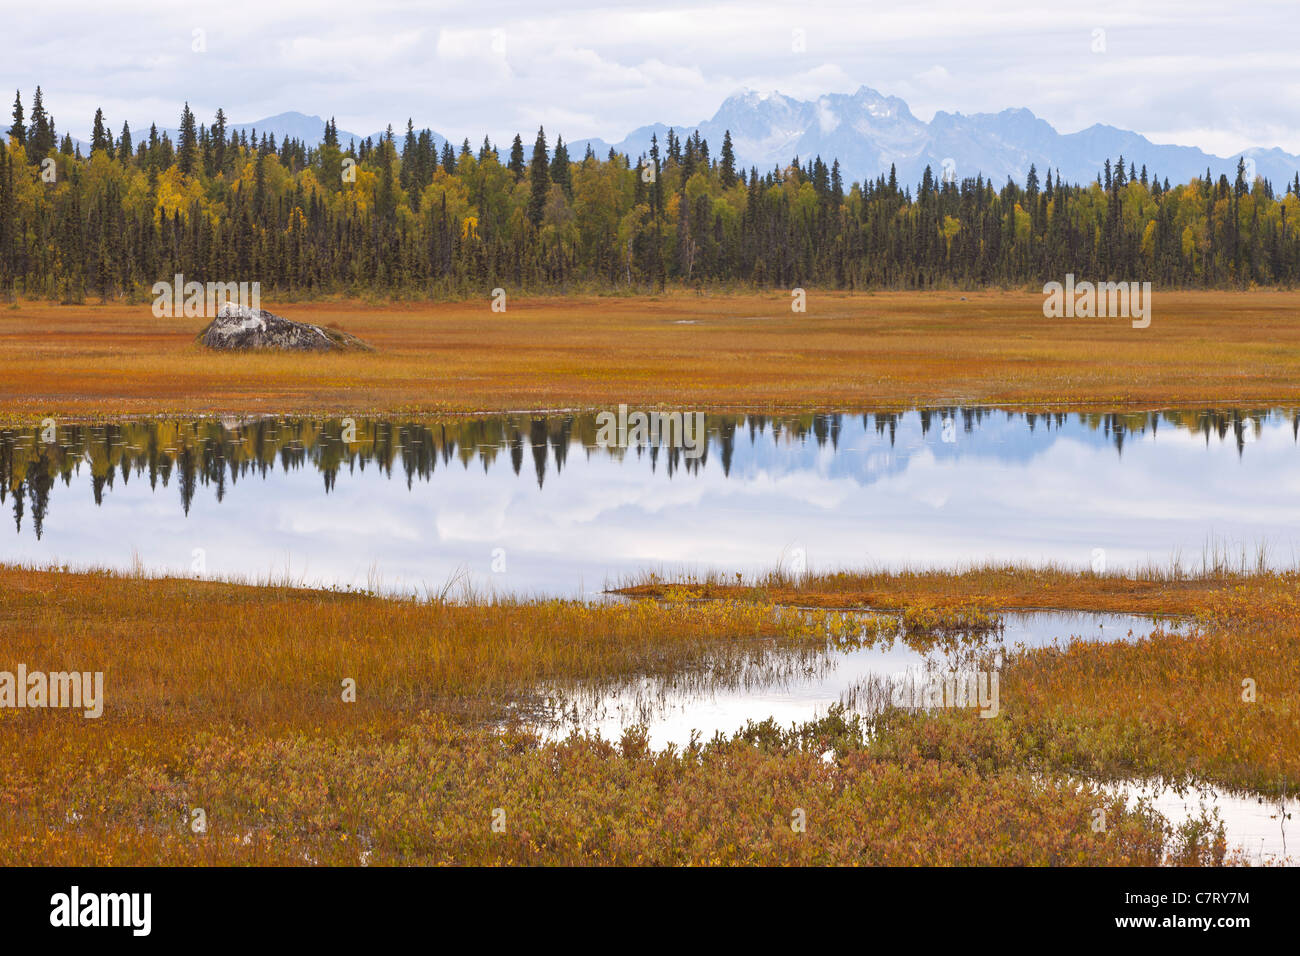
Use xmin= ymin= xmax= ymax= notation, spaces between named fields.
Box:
xmin=4 ymin=0 xmax=1299 ymax=155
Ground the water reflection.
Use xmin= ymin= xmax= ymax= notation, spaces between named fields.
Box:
xmin=530 ymin=611 xmax=1172 ymax=748
xmin=529 ymin=609 xmax=1291 ymax=864
xmin=1107 ymin=780 xmax=1296 ymax=866
xmin=1 ymin=408 xmax=1298 ymax=594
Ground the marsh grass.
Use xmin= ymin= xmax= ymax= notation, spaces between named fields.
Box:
xmin=0 ymin=716 xmax=1202 ymax=866
xmin=620 ymin=559 xmax=1300 ymax=795
xmin=0 ymin=560 xmax=1288 ymax=865
xmin=6 ymin=291 xmax=1300 ymax=423
xmin=615 ymin=551 xmax=1281 ymax=615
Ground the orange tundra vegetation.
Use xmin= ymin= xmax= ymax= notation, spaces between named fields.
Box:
xmin=0 ymin=562 xmax=1290 ymax=865
xmin=624 ymin=564 xmax=1300 ymax=793
xmin=2 ymin=290 xmax=1300 ymax=422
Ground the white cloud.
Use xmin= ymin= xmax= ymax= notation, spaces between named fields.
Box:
xmin=816 ymin=98 xmax=839 ymax=134
xmin=3 ymin=0 xmax=1297 ymax=153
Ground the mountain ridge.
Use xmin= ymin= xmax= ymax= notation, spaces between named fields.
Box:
xmin=11 ymin=92 xmax=1299 ymax=189
xmin=565 ymin=86 xmax=1300 ymax=189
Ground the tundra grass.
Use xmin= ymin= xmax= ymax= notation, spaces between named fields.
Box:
xmin=613 ymin=559 xmax=1269 ymax=615
xmin=0 ymin=563 xmax=1281 ymax=865
xmin=3 ymin=290 xmax=1300 ymax=423
xmin=3 ymin=718 xmax=1192 ymax=866
xmin=621 ymin=563 xmax=1300 ymax=794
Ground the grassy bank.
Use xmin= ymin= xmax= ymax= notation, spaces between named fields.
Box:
xmin=4 ymin=290 xmax=1300 ymax=422
xmin=613 ymin=561 xmax=1264 ymax=615
xmin=1 ymin=563 xmax=1289 ymax=864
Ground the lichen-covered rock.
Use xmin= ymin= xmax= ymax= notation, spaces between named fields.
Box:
xmin=197 ymin=303 xmax=371 ymax=352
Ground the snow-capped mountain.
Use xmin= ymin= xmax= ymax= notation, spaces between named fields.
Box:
xmin=569 ymin=86 xmax=1300 ymax=190
xmin=17 ymin=93 xmax=1298 ymax=191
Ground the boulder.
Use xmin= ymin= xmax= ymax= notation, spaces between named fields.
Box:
xmin=197 ymin=303 xmax=371 ymax=352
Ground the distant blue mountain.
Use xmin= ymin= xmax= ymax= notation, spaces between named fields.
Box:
xmin=567 ymin=86 xmax=1300 ymax=190
xmin=149 ymin=111 xmax=437 ymax=152
xmin=2 ymin=110 xmax=438 ymax=156
xmin=227 ymin=111 xmax=374 ymax=148
xmin=9 ymin=95 xmax=1297 ymax=190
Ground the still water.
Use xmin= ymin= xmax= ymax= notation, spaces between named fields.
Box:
xmin=530 ymin=610 xmax=1170 ymax=747
xmin=5 ymin=409 xmax=1295 ymax=860
xmin=528 ymin=608 xmax=1292 ymax=864
xmin=2 ymin=408 xmax=1297 ymax=595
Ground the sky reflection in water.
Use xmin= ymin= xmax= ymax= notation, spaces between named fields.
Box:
xmin=2 ymin=407 xmax=1297 ymax=596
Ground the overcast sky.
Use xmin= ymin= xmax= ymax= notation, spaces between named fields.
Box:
xmin=6 ymin=0 xmax=1298 ymax=155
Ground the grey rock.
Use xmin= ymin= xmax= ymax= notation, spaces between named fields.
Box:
xmin=197 ymin=303 xmax=371 ymax=352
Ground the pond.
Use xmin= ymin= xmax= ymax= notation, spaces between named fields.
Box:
xmin=2 ymin=408 xmax=1296 ymax=596
xmin=4 ymin=408 xmax=1294 ymax=862
xmin=524 ymin=608 xmax=1293 ymax=865
xmin=527 ymin=610 xmax=1175 ymax=746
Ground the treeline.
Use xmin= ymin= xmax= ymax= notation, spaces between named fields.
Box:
xmin=3 ymin=88 xmax=1300 ymax=301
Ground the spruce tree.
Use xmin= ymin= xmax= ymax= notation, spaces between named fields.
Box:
xmin=8 ymin=91 xmax=24 ymax=147
xmin=400 ymin=120 xmax=418 ymax=193
xmin=28 ymin=87 xmax=51 ymax=162
xmin=177 ymin=102 xmax=198 ymax=176
xmin=550 ymin=135 xmax=571 ymax=198
xmin=5 ymin=87 xmax=1300 ymax=299
xmin=212 ymin=109 xmax=228 ymax=173
xmin=719 ymin=130 xmax=736 ymax=188
xmin=527 ymin=126 xmax=550 ymax=226
xmin=508 ymin=134 xmax=525 ymax=181
xmin=91 ymin=108 xmax=112 ymax=158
